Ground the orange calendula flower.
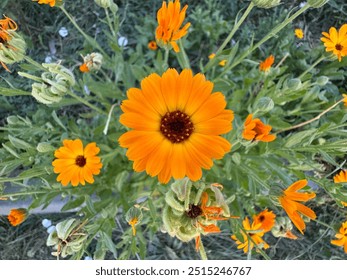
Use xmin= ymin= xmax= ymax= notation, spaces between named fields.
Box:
xmin=343 ymin=94 xmax=347 ymax=106
xmin=52 ymin=139 xmax=103 ymax=187
xmin=118 ymin=68 xmax=234 ymax=184
xmin=279 ymin=179 xmax=316 ymax=234
xmin=0 ymin=15 xmax=18 ymax=71
xmin=231 ymin=217 xmax=270 ymax=254
xmin=33 ymin=0 xmax=56 ymax=7
xmin=321 ymin=24 xmax=347 ymax=62
xmin=8 ymin=208 xmax=28 ymax=226
xmin=208 ymin=53 xmax=216 ymax=59
xmin=259 ymin=55 xmax=274 ymax=72
xmin=253 ymin=209 xmax=276 ymax=232
xmin=219 ymin=60 xmax=227 ymax=67
xmin=334 ymin=170 xmax=347 ymax=183
xmin=148 ymin=41 xmax=158 ymax=50
xmin=242 ymin=114 xmax=276 ymax=142
xmin=331 ymin=221 xmax=347 ymax=253
xmin=155 ymin=0 xmax=191 ymax=52
xmin=295 ymin=28 xmax=304 ymax=39
xmin=79 ymin=63 xmax=89 ymax=73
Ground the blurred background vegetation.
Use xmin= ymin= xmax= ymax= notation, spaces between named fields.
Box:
xmin=0 ymin=0 xmax=347 ymax=259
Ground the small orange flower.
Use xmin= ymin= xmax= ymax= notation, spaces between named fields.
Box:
xmin=321 ymin=24 xmax=347 ymax=62
xmin=279 ymin=179 xmax=316 ymax=234
xmin=155 ymin=0 xmax=191 ymax=52
xmin=343 ymin=94 xmax=347 ymax=106
xmin=208 ymin=53 xmax=216 ymax=59
xmin=8 ymin=208 xmax=28 ymax=226
xmin=52 ymin=139 xmax=103 ymax=187
xmin=79 ymin=63 xmax=89 ymax=73
xmin=331 ymin=221 xmax=347 ymax=253
xmin=32 ymin=0 xmax=56 ymax=7
xmin=295 ymin=28 xmax=304 ymax=39
xmin=219 ymin=60 xmax=227 ymax=67
xmin=341 ymin=201 xmax=347 ymax=207
xmin=242 ymin=114 xmax=276 ymax=142
xmin=253 ymin=209 xmax=276 ymax=232
xmin=334 ymin=170 xmax=347 ymax=183
xmin=259 ymin=55 xmax=274 ymax=72
xmin=231 ymin=217 xmax=269 ymax=254
xmin=128 ymin=217 xmax=139 ymax=236
xmin=148 ymin=41 xmax=158 ymax=50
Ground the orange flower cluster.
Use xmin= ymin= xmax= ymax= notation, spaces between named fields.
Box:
xmin=321 ymin=24 xmax=347 ymax=61
xmin=155 ymin=0 xmax=190 ymax=52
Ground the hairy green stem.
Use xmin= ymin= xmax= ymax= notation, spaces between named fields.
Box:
xmin=198 ymin=237 xmax=208 ymax=260
xmin=105 ymin=8 xmax=117 ymax=37
xmin=177 ymin=39 xmax=191 ymax=69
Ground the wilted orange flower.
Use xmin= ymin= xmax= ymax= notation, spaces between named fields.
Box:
xmin=343 ymin=94 xmax=347 ymax=106
xmin=32 ymin=0 xmax=56 ymax=7
xmin=321 ymin=24 xmax=347 ymax=62
xmin=128 ymin=217 xmax=139 ymax=236
xmin=231 ymin=217 xmax=269 ymax=254
xmin=295 ymin=28 xmax=304 ymax=39
xmin=155 ymin=0 xmax=191 ymax=52
xmin=334 ymin=170 xmax=347 ymax=183
xmin=331 ymin=221 xmax=347 ymax=253
xmin=259 ymin=55 xmax=274 ymax=72
xmin=253 ymin=209 xmax=276 ymax=232
xmin=79 ymin=63 xmax=89 ymax=73
xmin=242 ymin=114 xmax=276 ymax=142
xmin=279 ymin=179 xmax=316 ymax=234
xmin=0 ymin=15 xmax=18 ymax=71
xmin=52 ymin=139 xmax=103 ymax=186
xmin=8 ymin=208 xmax=28 ymax=226
xmin=118 ymin=68 xmax=233 ymax=184
xmin=148 ymin=41 xmax=158 ymax=50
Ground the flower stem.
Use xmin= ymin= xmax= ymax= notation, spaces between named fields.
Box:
xmin=198 ymin=238 xmax=208 ymax=260
xmin=163 ymin=48 xmax=169 ymax=70
xmin=103 ymin=103 xmax=119 ymax=135
xmin=276 ymin=98 xmax=345 ymax=134
xmin=177 ymin=39 xmax=191 ymax=69
xmin=66 ymin=90 xmax=106 ymax=116
xmin=60 ymin=6 xmax=109 ymax=59
xmin=203 ymin=2 xmax=254 ymax=73
xmin=24 ymin=56 xmax=46 ymax=71
xmin=299 ymin=55 xmax=325 ymax=79
xmin=104 ymin=8 xmax=117 ymax=37
xmin=218 ymin=4 xmax=310 ymax=76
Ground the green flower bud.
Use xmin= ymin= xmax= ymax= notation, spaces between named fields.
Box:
xmin=254 ymin=97 xmax=274 ymax=113
xmin=271 ymin=217 xmax=297 ymax=239
xmin=252 ymin=0 xmax=281 ymax=9
xmin=95 ymin=0 xmax=112 ymax=8
xmin=81 ymin=52 xmax=103 ymax=72
xmin=316 ymin=76 xmax=329 ymax=86
xmin=36 ymin=142 xmax=54 ymax=153
xmin=0 ymin=31 xmax=26 ymax=68
xmin=287 ymin=78 xmax=302 ymax=90
xmin=307 ymin=0 xmax=329 ymax=8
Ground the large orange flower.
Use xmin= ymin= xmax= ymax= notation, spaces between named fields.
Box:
xmin=231 ymin=217 xmax=269 ymax=254
xmin=155 ymin=0 xmax=191 ymax=52
xmin=279 ymin=179 xmax=316 ymax=234
xmin=8 ymin=208 xmax=28 ymax=226
xmin=52 ymin=139 xmax=103 ymax=186
xmin=331 ymin=221 xmax=347 ymax=253
xmin=118 ymin=69 xmax=233 ymax=184
xmin=242 ymin=114 xmax=276 ymax=142
xmin=333 ymin=170 xmax=347 ymax=183
xmin=321 ymin=24 xmax=347 ymax=61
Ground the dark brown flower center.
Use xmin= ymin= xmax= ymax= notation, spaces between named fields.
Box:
xmin=258 ymin=215 xmax=265 ymax=222
xmin=75 ymin=155 xmax=86 ymax=167
xmin=160 ymin=110 xmax=194 ymax=143
xmin=335 ymin=44 xmax=343 ymax=51
xmin=186 ymin=204 xmax=203 ymax=219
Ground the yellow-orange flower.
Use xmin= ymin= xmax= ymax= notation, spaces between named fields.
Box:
xmin=0 ymin=15 xmax=18 ymax=71
xmin=52 ymin=139 xmax=103 ymax=187
xmin=208 ymin=53 xmax=216 ymax=59
xmin=148 ymin=41 xmax=158 ymax=50
xmin=295 ymin=28 xmax=304 ymax=39
xmin=253 ymin=209 xmax=276 ymax=232
xmin=279 ymin=179 xmax=316 ymax=234
xmin=242 ymin=114 xmax=276 ymax=142
xmin=321 ymin=24 xmax=347 ymax=62
xmin=231 ymin=217 xmax=269 ymax=254
xmin=343 ymin=94 xmax=347 ymax=106
xmin=331 ymin=221 xmax=347 ymax=253
xmin=8 ymin=208 xmax=28 ymax=226
xmin=118 ymin=68 xmax=233 ymax=184
xmin=219 ymin=60 xmax=227 ymax=67
xmin=155 ymin=0 xmax=191 ymax=52
xmin=334 ymin=170 xmax=347 ymax=183
xmin=259 ymin=55 xmax=274 ymax=72
xmin=128 ymin=217 xmax=139 ymax=236
xmin=33 ymin=0 xmax=56 ymax=7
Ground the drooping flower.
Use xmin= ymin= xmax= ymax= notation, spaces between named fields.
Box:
xmin=279 ymin=179 xmax=316 ymax=234
xmin=321 ymin=24 xmax=347 ymax=62
xmin=125 ymin=206 xmax=143 ymax=236
xmin=148 ymin=41 xmax=158 ymax=50
xmin=333 ymin=170 xmax=347 ymax=183
xmin=259 ymin=55 xmax=274 ymax=72
xmin=331 ymin=221 xmax=347 ymax=253
xmin=155 ymin=0 xmax=191 ymax=52
xmin=32 ymin=0 xmax=56 ymax=7
xmin=52 ymin=139 xmax=103 ymax=187
xmin=242 ymin=114 xmax=276 ymax=142
xmin=231 ymin=217 xmax=270 ymax=254
xmin=295 ymin=28 xmax=304 ymax=39
xmin=79 ymin=52 xmax=103 ymax=73
xmin=253 ymin=209 xmax=276 ymax=232
xmin=118 ymin=68 xmax=233 ymax=184
xmin=271 ymin=217 xmax=298 ymax=240
xmin=8 ymin=208 xmax=28 ymax=226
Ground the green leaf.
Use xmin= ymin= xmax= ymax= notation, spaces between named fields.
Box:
xmin=61 ymin=196 xmax=85 ymax=212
